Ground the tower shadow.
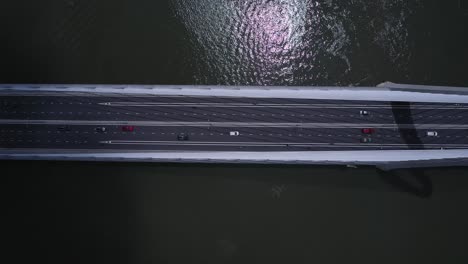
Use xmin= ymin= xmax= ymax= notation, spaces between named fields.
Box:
xmin=381 ymin=102 xmax=432 ymax=198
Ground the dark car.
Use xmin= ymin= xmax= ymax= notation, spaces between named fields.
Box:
xmin=177 ymin=133 xmax=189 ymax=141
xmin=122 ymin=126 xmax=135 ymax=132
xmin=95 ymin=127 xmax=106 ymax=133
xmin=361 ymin=128 xmax=375 ymax=134
xmin=57 ymin=125 xmax=70 ymax=131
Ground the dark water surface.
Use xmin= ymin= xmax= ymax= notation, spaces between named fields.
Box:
xmin=2 ymin=1 xmax=468 ymax=263
xmin=1 ymin=0 xmax=467 ymax=86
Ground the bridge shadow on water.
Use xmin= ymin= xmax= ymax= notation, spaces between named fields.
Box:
xmin=377 ymin=168 xmax=433 ymax=198
xmin=219 ymin=164 xmax=435 ymax=199
xmin=385 ymin=102 xmax=432 ymax=198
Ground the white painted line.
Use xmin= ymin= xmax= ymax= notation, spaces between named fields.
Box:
xmin=96 ymin=102 xmax=468 ymax=110
xmin=98 ymin=140 xmax=468 ymax=148
xmin=2 ymin=120 xmax=468 ymax=129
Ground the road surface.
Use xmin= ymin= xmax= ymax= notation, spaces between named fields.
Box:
xmin=1 ymin=92 xmax=468 ymax=152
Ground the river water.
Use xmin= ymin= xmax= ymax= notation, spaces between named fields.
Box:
xmin=172 ymin=0 xmax=418 ymax=85
xmin=1 ymin=0 xmax=467 ymax=86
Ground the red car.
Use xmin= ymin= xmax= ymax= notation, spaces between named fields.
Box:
xmin=122 ymin=126 xmax=135 ymax=132
xmin=361 ymin=128 xmax=375 ymax=134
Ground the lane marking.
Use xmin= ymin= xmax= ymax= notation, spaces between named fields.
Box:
xmin=100 ymin=140 xmax=468 ymax=146
xmin=2 ymin=120 xmax=468 ymax=129
xmin=97 ymin=102 xmax=468 ymax=110
xmin=97 ymin=140 xmax=468 ymax=148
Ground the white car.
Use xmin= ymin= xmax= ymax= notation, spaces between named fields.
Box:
xmin=426 ymin=131 xmax=438 ymax=137
xmin=229 ymin=131 xmax=240 ymax=136
xmin=360 ymin=110 xmax=369 ymax=116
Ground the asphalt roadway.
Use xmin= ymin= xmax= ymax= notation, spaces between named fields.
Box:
xmin=1 ymin=92 xmax=468 ymax=152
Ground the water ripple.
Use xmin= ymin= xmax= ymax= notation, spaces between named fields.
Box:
xmin=172 ymin=0 xmax=420 ymax=86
